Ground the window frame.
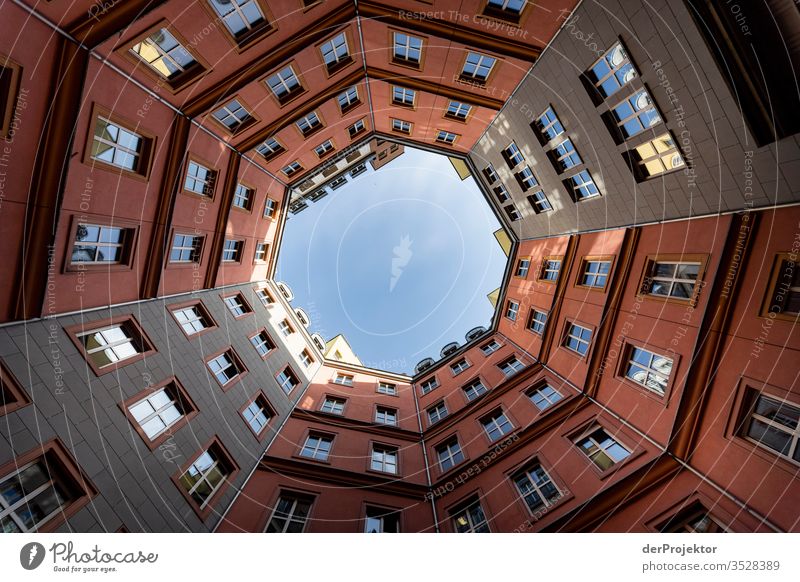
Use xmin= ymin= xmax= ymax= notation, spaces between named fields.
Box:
xmin=167 ymin=231 xmax=205 ymax=266
xmin=264 ymin=489 xmax=315 ymax=533
xmin=262 ymin=62 xmax=306 ymax=107
xmin=294 ymin=110 xmax=324 ymax=138
xmin=0 ymin=360 xmax=30 ymax=416
xmin=584 ymin=40 xmax=638 ymax=101
xmin=462 ymin=377 xmax=488 ymax=402
xmin=734 ymin=385 xmax=800 ymax=468
xmin=526 ymin=381 xmax=564 ymax=412
xmin=572 ymin=423 xmax=634 ymax=477
xmin=63 ymin=214 xmax=140 ymax=273
xmin=205 ymin=346 xmax=249 ymax=390
xmin=239 ymin=390 xmax=275 ymax=441
xmin=538 ymin=255 xmax=563 ymax=284
xmin=435 ymin=435 xmax=467 ymax=474
xmin=181 ymin=154 xmax=218 ymax=199
xmin=636 ymin=253 xmax=709 ymax=306
xmin=209 ymin=95 xmax=258 ymax=136
xmin=221 ymin=238 xmax=246 ymax=264
xmin=320 ymin=395 xmax=347 ymax=416
xmin=617 ymin=342 xmax=677 ymax=399
xmin=248 ymin=328 xmax=276 ymax=360
xmin=203 ymin=0 xmax=274 ymax=51
xmin=625 ymin=131 xmax=686 ymax=181
xmin=276 ymin=365 xmax=300 ymax=395
xmin=505 ymin=299 xmax=520 ymax=321
xmin=509 ymin=457 xmax=566 ymax=518
xmin=575 ymin=255 xmax=615 ymax=292
xmin=449 ymin=357 xmax=471 ymax=377
xmin=82 ymin=103 xmax=156 ymax=180
xmin=377 ymin=382 xmax=398 ymax=396
xmin=427 ymin=400 xmax=449 ymax=425
xmin=458 ymin=50 xmax=498 ymax=85
xmin=561 ymin=320 xmax=594 ymax=359
xmin=171 ymin=436 xmax=239 ymax=520
xmin=375 ymin=405 xmax=399 ymax=427
xmin=231 ymin=181 xmax=256 ymax=213
xmin=220 ymin=291 xmax=254 ymax=319
xmin=0 ymin=53 xmax=22 ymax=139
xmin=526 ymin=307 xmax=548 ymax=336
xmin=316 ymin=29 xmax=354 ymax=77
xmin=298 ymin=431 xmax=335 ymax=463
xmin=391 ymin=85 xmax=417 ymax=108
xmin=167 ymin=299 xmax=218 ymax=340
xmin=444 ymin=99 xmax=473 ymax=123
xmin=64 ymin=315 xmax=157 ymax=377
xmin=760 ymin=252 xmax=800 ymax=321
xmin=120 ymin=376 xmax=198 ymax=450
xmin=391 ymin=118 xmax=412 ymax=135
xmin=368 ymin=442 xmax=400 ymax=475
xmin=390 ymin=29 xmax=425 ymax=70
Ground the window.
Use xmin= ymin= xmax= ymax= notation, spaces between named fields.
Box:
xmin=528 ymin=384 xmax=563 ymax=411
xmin=321 ymin=396 xmax=346 ymax=415
xmin=254 ymin=242 xmax=269 ymax=263
xmin=445 ymin=100 xmax=472 ymax=120
xmin=365 ymin=506 xmax=400 ymax=533
xmin=300 ymin=434 xmax=332 ymax=461
xmin=505 ymin=205 xmax=521 ymax=222
xmin=377 ymin=382 xmax=397 ymax=396
xmin=393 ymin=32 xmax=422 ymax=66
xmin=256 ymin=137 xmax=284 ymax=160
xmin=375 ymin=407 xmax=398 ymax=426
xmin=232 ymin=183 xmax=254 ymax=210
xmin=319 ymin=32 xmax=351 ymax=73
xmin=177 ymin=441 xmax=236 ymax=514
xmin=527 ymin=309 xmax=547 ymax=335
xmin=282 ymin=161 xmax=303 ymax=177
xmin=266 ymin=65 xmax=303 ymax=103
xmin=265 ymin=493 xmax=313 ymax=533
xmin=564 ymin=322 xmax=592 ymax=356
xmin=370 ymin=445 xmax=398 ymax=474
xmin=420 ymin=377 xmax=439 ymax=395
xmin=493 ymin=184 xmax=510 ymax=203
xmin=70 ymin=223 xmax=132 ymax=266
xmin=463 ymin=379 xmax=487 ymax=401
xmin=242 ymin=393 xmax=273 ymax=437
xmin=740 ymin=392 xmax=800 ymax=463
xmin=76 ymin=320 xmax=152 ymax=371
xmin=278 ymin=319 xmax=294 ymax=337
xmin=299 ymin=349 xmax=314 ymax=368
xmin=658 ymin=502 xmax=727 ymax=533
xmin=505 ymin=300 xmax=519 ymax=321
xmin=503 ymin=142 xmax=524 ymax=168
xmin=90 ymin=116 xmax=149 ymax=174
xmin=535 ymin=106 xmax=564 ymax=143
xmin=428 ymin=402 xmax=448 ymax=424
xmin=515 ymin=258 xmax=530 ymax=277
xmin=223 ymin=293 xmax=251 ymax=317
xmin=329 ymin=176 xmax=347 ymax=190
xmin=348 ymin=118 xmax=366 ymax=138
xmin=0 ymin=58 xmax=22 ymax=140
xmin=513 ymin=462 xmax=561 ymax=513
xmin=295 ymin=112 xmax=322 ymax=136
xmin=172 ymin=303 xmax=214 ymax=336
xmin=221 ymin=239 xmax=244 ymax=263
xmin=0 ymin=361 xmax=29 ymax=416
xmin=276 ymin=367 xmax=299 ymax=394
xmin=451 ymin=497 xmax=490 ymax=532
xmin=611 ymin=89 xmax=661 ymax=139
xmin=255 ymin=287 xmax=274 ymax=306
xmin=391 ymin=119 xmax=411 ymax=134
xmin=437 ymin=438 xmax=465 ymax=472
xmin=516 ymin=166 xmax=538 ymax=191
xmin=127 ymin=381 xmax=195 ymax=443
xmin=483 ymin=164 xmax=499 ymax=184
xmin=551 ymin=138 xmax=583 ymax=172
xmin=498 ymin=356 xmax=524 ymax=377
xmin=263 ymin=198 xmax=278 ymax=219
xmin=630 ymin=133 xmax=685 ymax=179
xmin=540 ymin=258 xmax=561 ymax=282
xmin=566 ymin=170 xmax=600 ymax=201
xmin=763 ymin=254 xmax=800 ymax=317
xmin=212 ymin=98 xmax=254 ymax=133
xmin=130 ymin=27 xmax=200 ymax=86
xmin=643 ymin=260 xmax=701 ymax=300
xmin=0 ymin=441 xmax=94 ymax=532
xmin=208 ymin=0 xmax=269 ymax=46
xmin=576 ymin=426 xmax=631 ymax=470
xmin=207 ymin=350 xmax=245 ymax=387
xmin=579 ymin=259 xmax=612 ymax=289
xmin=586 ymin=42 xmax=637 ymax=99
xmin=184 ymin=160 xmax=216 ymax=196
xmin=481 ymin=409 xmax=513 ymax=441
xmin=333 ymin=373 xmax=354 ymax=386
xmin=314 ymin=140 xmax=334 ymax=158
xmin=528 ymin=190 xmax=552 ymax=213
xmin=436 ymin=130 xmax=458 ymax=145
xmin=450 ymin=358 xmax=470 ymax=375
xmin=337 ymin=86 xmax=360 ymax=112
xmin=480 ymin=340 xmax=501 ymax=355
xmin=249 ymin=330 xmax=275 ymax=358
xmin=392 ymin=86 xmax=415 ymax=107
xmin=461 ymin=52 xmax=496 ymax=83
xmin=625 ymin=346 xmax=673 ymax=396
xmin=169 ymin=233 xmax=202 ymax=263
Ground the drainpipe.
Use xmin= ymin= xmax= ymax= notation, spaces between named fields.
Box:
xmin=410 ymin=381 xmax=440 ymax=532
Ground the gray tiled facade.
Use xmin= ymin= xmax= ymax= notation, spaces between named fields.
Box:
xmin=0 ymin=282 xmax=317 ymax=532
xmin=470 ymin=0 xmax=800 ymax=240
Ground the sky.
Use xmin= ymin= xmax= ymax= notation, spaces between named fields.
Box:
xmin=276 ymin=146 xmax=507 ymax=374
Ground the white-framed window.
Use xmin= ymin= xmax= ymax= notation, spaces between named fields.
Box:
xmin=393 ymin=32 xmax=422 ymax=64
xmin=255 ymin=288 xmax=274 ymax=306
xmin=483 ymin=164 xmax=499 ymax=184
xmin=130 ymin=28 xmax=197 ymax=81
xmin=450 ymin=358 xmax=470 ymax=375
xmin=741 ymin=392 xmax=800 ymax=464
xmin=625 ymin=346 xmax=673 ymax=395
xmin=337 ymin=86 xmax=359 ymax=110
xmin=91 ymin=117 xmax=144 ymax=172
xmin=300 ymin=434 xmax=332 ymax=461
xmin=264 ymin=198 xmax=278 ymax=219
xmin=282 ymin=161 xmax=302 ymax=177
xmin=632 ymin=133 xmax=686 ymax=178
xmin=375 ymin=406 xmax=398 ymax=426
xmin=276 ymin=367 xmax=298 ymax=394
xmin=333 ymin=373 xmax=354 ymax=386
xmin=207 ymin=351 xmax=242 ymax=385
xmin=266 ymin=65 xmax=302 ymax=101
xmin=528 ymin=190 xmax=552 ymax=213
xmin=320 ymin=32 xmax=350 ymax=71
xmin=446 ymin=100 xmax=472 ymax=120
xmin=507 ymin=202 xmax=522 ymax=220
xmin=208 ymin=0 xmax=267 ymax=42
xmin=314 ymin=140 xmax=334 ymax=157
xmin=221 ymin=239 xmax=243 ymax=262
xmin=463 ymin=379 xmax=487 ymax=401
xmin=564 ymin=323 xmax=592 ymax=356
xmin=173 ymin=305 xmax=212 ymax=335
xmin=516 ymin=166 xmax=538 ymax=190
xmin=128 ymin=385 xmax=186 ymax=440
xmin=296 ymin=112 xmax=322 ymax=135
xmin=178 ymin=444 xmax=232 ymax=509
xmin=437 ymin=438 xmax=465 ymax=471
xmin=527 ymin=309 xmax=547 ymax=335
xmin=377 ymin=382 xmax=397 ymax=395
xmin=486 ymin=0 xmax=526 ymax=16
xmin=256 ymin=137 xmax=284 ymax=159
xmin=278 ymin=319 xmax=294 ymax=337
xmin=370 ymin=446 xmax=398 ymax=474
xmin=212 ymin=98 xmax=253 ymax=132
xmin=70 ymin=224 xmax=128 ymax=264
xmin=541 ymin=258 xmax=561 ymax=281
xmin=576 ymin=426 xmax=631 ymax=470
xmin=321 ymin=396 xmax=346 ymax=415
xmin=392 ymin=86 xmax=415 ymax=106
xmin=586 ymin=42 xmax=637 ymax=99
xmin=184 ymin=160 xmax=216 ymax=196
xmin=223 ymin=294 xmax=250 ymax=316
xmin=503 ymin=142 xmax=524 ymax=167
xmin=265 ymin=493 xmax=313 ymax=533
xmin=299 ymin=349 xmax=314 ymax=368
xmin=436 ymin=130 xmax=458 ymax=145
xmin=365 ymin=507 xmax=400 ymax=533
xmin=552 ymin=138 xmax=583 ymax=172
xmin=232 ymin=183 xmax=254 ymax=210
xmin=169 ymin=234 xmax=202 ymax=263
xmin=481 ymin=409 xmax=513 ymax=441
xmin=461 ymin=52 xmax=496 ymax=82
xmin=494 ymin=184 xmax=510 ymax=203
xmin=536 ymin=106 xmax=564 ymax=142
xmin=645 ymin=260 xmax=701 ymax=299
xmin=580 ymin=259 xmax=612 ymax=288
xmin=249 ymin=331 xmax=275 ymax=357
xmin=528 ymin=384 xmax=563 ymax=411
xmin=78 ymin=324 xmax=142 ymax=369
xmin=451 ymin=498 xmax=490 ymax=533
xmin=392 ymin=119 xmax=411 ymax=133
xmin=505 ymin=300 xmax=519 ymax=321
xmin=243 ymin=395 xmax=272 ymax=435
xmin=254 ymin=242 xmax=268 ymax=262
xmin=498 ymin=356 xmax=524 ymax=377
xmin=612 ymin=89 xmax=661 ymax=139
xmin=480 ymin=340 xmax=501 ymax=355
xmin=513 ymin=462 xmax=561 ymax=513
xmin=515 ymin=258 xmax=530 ymax=277
xmin=427 ymin=402 xmax=448 ymax=424
xmin=567 ymin=170 xmax=600 ymax=200
xmin=420 ymin=377 xmax=439 ymax=395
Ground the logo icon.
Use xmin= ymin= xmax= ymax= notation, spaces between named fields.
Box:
xmin=19 ymin=542 xmax=46 ymax=570
xmin=390 ymin=235 xmax=413 ymax=292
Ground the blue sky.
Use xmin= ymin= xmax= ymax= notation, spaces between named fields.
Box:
xmin=276 ymin=147 xmax=507 ymax=374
